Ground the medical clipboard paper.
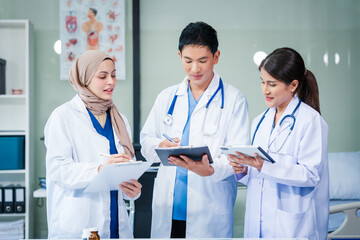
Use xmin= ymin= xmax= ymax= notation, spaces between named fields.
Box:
xmin=84 ymin=161 xmax=152 ymax=193
xmin=220 ymin=145 xmax=276 ymax=163
xmin=155 ymin=145 xmax=213 ymax=166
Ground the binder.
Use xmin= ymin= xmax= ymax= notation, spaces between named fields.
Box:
xmin=4 ymin=186 xmax=14 ymax=213
xmin=14 ymin=186 xmax=25 ymax=213
xmin=0 ymin=186 xmax=3 ymax=213
xmin=0 ymin=58 xmax=5 ymax=95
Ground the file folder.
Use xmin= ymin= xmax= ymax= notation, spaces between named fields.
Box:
xmin=14 ymin=186 xmax=25 ymax=213
xmin=4 ymin=186 xmax=14 ymax=213
xmin=0 ymin=187 xmax=3 ymax=213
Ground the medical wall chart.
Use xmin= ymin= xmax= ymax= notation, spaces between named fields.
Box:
xmin=60 ymin=0 xmax=126 ymax=80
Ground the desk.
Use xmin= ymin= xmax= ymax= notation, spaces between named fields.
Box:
xmin=25 ymin=239 xmax=307 ymax=240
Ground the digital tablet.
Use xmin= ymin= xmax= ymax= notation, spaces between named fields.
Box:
xmin=220 ymin=145 xmax=275 ymax=163
xmin=155 ymin=145 xmax=213 ymax=166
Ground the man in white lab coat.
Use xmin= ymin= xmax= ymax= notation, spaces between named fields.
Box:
xmin=140 ymin=21 xmax=249 ymax=238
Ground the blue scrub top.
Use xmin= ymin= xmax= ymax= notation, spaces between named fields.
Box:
xmin=172 ymin=85 xmax=202 ymax=221
xmin=87 ymin=109 xmax=119 ymax=239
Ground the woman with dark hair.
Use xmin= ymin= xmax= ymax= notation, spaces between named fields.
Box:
xmin=228 ymin=47 xmax=329 ymax=240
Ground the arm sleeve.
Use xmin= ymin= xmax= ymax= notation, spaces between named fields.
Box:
xmin=209 ymin=93 xmax=250 ymax=182
xmin=140 ymin=93 xmax=164 ymax=163
xmin=44 ymin=110 xmax=100 ymax=190
xmin=235 ymin=172 xmax=249 ymax=185
xmin=123 ymin=191 xmax=141 ymax=201
xmin=260 ymin=114 xmax=328 ymax=187
xmin=120 ymin=113 xmax=142 ymax=200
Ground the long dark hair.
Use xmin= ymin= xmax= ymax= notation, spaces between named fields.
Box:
xmin=259 ymin=47 xmax=321 ymax=114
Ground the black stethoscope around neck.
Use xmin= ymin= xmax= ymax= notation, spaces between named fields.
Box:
xmin=251 ymin=98 xmax=301 ymax=151
xmin=163 ymin=78 xmax=224 ymax=136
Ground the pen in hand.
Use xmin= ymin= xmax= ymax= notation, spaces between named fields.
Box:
xmin=99 ymin=153 xmax=136 ymax=162
xmin=99 ymin=153 xmax=111 ymax=157
xmin=162 ymin=133 xmax=177 ymax=143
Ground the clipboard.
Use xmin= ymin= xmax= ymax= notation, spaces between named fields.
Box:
xmin=155 ymin=146 xmax=213 ymax=166
xmin=84 ymin=161 xmax=152 ymax=193
xmin=220 ymin=145 xmax=275 ymax=163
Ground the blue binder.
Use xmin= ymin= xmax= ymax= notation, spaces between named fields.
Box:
xmin=0 ymin=136 xmax=25 ymax=170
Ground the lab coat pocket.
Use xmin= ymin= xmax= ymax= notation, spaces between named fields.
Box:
xmin=274 ymin=153 xmax=297 ymax=166
xmin=275 ymin=208 xmax=312 ymax=238
xmin=58 ymin=195 xmax=90 ymax=233
xmin=203 ymin=103 xmax=223 ymax=138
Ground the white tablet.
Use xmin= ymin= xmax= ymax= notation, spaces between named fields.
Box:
xmin=220 ymin=145 xmax=275 ymax=163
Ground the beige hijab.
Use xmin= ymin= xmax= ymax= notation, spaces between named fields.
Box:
xmin=69 ymin=50 xmax=134 ymax=158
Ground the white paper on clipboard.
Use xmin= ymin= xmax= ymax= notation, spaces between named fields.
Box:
xmin=84 ymin=161 xmax=152 ymax=193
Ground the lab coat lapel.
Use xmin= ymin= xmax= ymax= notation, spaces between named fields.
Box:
xmin=275 ymin=95 xmax=300 ymax=129
xmin=268 ymin=95 xmax=300 ymax=149
xmin=71 ymin=94 xmax=88 ymax=114
xmin=261 ymin=108 xmax=276 ymax=149
xmin=192 ymin=71 xmax=221 ymax=115
xmin=70 ymin=95 xmax=105 ymax=135
xmin=170 ymin=78 xmax=189 ymax=137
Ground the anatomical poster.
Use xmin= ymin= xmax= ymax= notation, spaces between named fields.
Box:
xmin=60 ymin=0 xmax=126 ymax=80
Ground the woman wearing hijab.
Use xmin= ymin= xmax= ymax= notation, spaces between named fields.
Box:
xmin=45 ymin=50 xmax=142 ymax=239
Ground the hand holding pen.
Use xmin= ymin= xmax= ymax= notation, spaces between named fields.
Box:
xmin=98 ymin=153 xmax=133 ymax=172
xmin=159 ymin=133 xmax=180 ymax=148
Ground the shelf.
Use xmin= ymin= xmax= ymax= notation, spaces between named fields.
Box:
xmin=0 ymin=131 xmax=25 ymax=135
xmin=0 ymin=171 xmax=25 ymax=185
xmin=33 ymin=188 xmax=46 ymax=198
xmin=0 ymin=170 xmax=25 ymax=174
xmin=0 ymin=20 xmax=28 ymax=29
xmin=0 ymin=19 xmax=34 ymax=238
xmin=0 ymin=213 xmax=26 ymax=217
xmin=0 ymin=94 xmax=26 ymax=99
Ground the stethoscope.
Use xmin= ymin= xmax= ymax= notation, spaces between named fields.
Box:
xmin=163 ymin=78 xmax=224 ymax=136
xmin=252 ymin=99 xmax=301 ymax=152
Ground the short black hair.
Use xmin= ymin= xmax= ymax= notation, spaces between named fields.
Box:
xmin=178 ymin=21 xmax=218 ymax=55
xmin=90 ymin=8 xmax=97 ymax=16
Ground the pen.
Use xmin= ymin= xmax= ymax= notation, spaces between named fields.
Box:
xmin=99 ymin=153 xmax=136 ymax=162
xmin=162 ymin=133 xmax=176 ymax=143
xmin=99 ymin=153 xmax=111 ymax=157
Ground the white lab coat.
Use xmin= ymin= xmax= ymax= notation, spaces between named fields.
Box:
xmin=140 ymin=71 xmax=249 ymax=238
xmin=44 ymin=94 xmax=137 ymax=239
xmin=238 ymin=95 xmax=329 ymax=240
